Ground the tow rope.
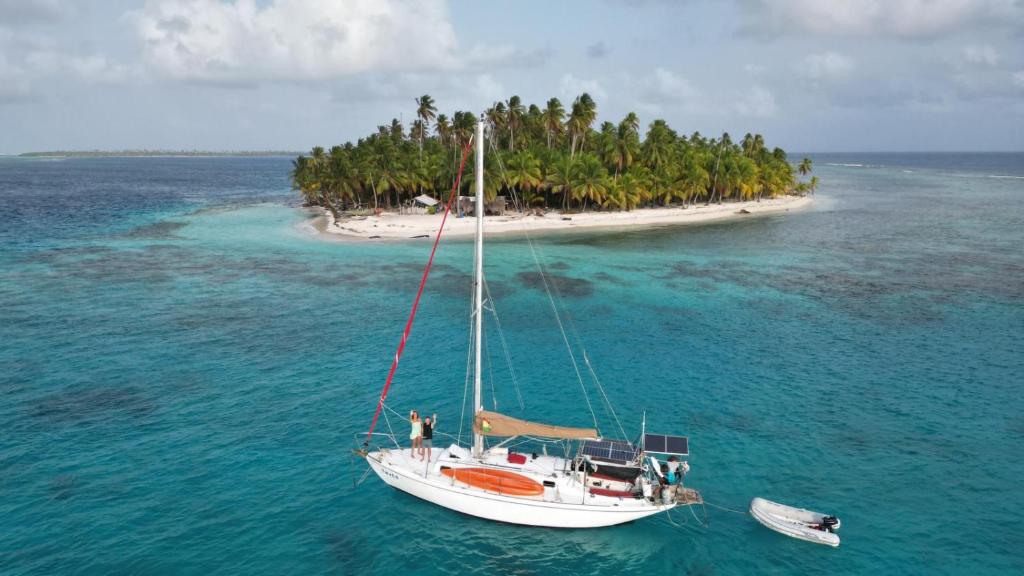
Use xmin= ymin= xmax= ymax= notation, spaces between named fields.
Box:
xmin=365 ymin=137 xmax=474 ymax=444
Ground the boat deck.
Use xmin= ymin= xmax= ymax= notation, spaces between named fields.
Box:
xmin=378 ymin=445 xmax=662 ymax=509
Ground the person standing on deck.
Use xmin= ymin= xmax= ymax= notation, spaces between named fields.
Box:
xmin=420 ymin=414 xmax=436 ymax=461
xmin=409 ymin=410 xmax=422 ymax=457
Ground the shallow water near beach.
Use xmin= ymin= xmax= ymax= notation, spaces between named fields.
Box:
xmin=1 ymin=153 xmax=1022 ymax=575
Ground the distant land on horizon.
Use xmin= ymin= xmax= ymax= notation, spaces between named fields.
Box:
xmin=15 ymin=150 xmax=304 ymax=158
xmin=8 ymin=149 xmax=1020 ymax=159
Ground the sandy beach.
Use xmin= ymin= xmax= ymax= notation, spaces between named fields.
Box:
xmin=313 ymin=195 xmax=813 ymax=240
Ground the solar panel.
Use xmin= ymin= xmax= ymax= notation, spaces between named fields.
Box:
xmin=644 ymin=433 xmax=689 ymax=456
xmin=581 ymin=439 xmax=640 ymax=464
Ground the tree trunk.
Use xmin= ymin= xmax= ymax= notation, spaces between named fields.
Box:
xmin=322 ymin=193 xmax=341 ymax=221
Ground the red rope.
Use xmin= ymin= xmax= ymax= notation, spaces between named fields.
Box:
xmin=365 ymin=139 xmax=474 ymax=444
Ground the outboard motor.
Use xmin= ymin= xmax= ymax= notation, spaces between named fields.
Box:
xmin=821 ymin=516 xmax=840 ymax=533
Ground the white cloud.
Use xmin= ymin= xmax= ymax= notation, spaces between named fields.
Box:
xmin=740 ymin=0 xmax=1023 ymax=38
xmin=651 ymin=68 xmax=695 ymax=97
xmin=132 ymin=0 xmax=459 ymax=82
xmin=67 ymin=55 xmax=132 ymax=83
xmin=1013 ymin=71 xmax=1024 ymax=88
xmin=799 ymin=51 xmax=854 ymax=84
xmin=744 ymin=63 xmax=767 ymax=75
xmin=558 ymin=73 xmax=607 ymax=102
xmin=0 ymin=25 xmax=132 ymax=106
xmin=735 ymin=85 xmax=776 ymax=117
xmin=963 ymin=44 xmax=999 ymax=66
xmin=22 ymin=46 xmax=131 ymax=84
xmin=472 ymin=74 xmax=504 ymax=104
xmin=634 ymin=67 xmax=703 ymax=115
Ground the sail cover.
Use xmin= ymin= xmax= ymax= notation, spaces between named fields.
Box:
xmin=473 ymin=410 xmax=599 ymax=440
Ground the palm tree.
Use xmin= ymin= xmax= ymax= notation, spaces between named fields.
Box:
xmin=292 ymin=92 xmax=812 ymax=215
xmin=525 ymin=104 xmax=544 ymax=144
xmin=409 ymin=120 xmax=427 ymax=150
xmin=611 ymin=113 xmax=640 ymax=176
xmin=610 ymin=172 xmax=643 ymax=210
xmin=798 ymin=157 xmax=812 ymax=176
xmin=642 ymin=120 xmax=675 ymax=170
xmin=505 ymin=95 xmax=525 ymax=151
xmin=435 ymin=114 xmax=451 ymax=149
xmin=504 ymin=149 xmax=542 ymax=210
xmin=415 ymin=94 xmax=437 ymax=156
xmin=572 ymin=153 xmax=609 ymax=210
xmin=566 ymin=93 xmax=597 ymax=158
xmin=389 ymin=118 xmax=404 ymax=142
xmin=546 ymin=153 xmax=578 ymax=211
xmin=452 ymin=111 xmax=476 ymax=150
xmin=291 ymin=155 xmax=317 ymax=205
xmin=542 ymin=98 xmax=565 ymax=149
xmin=485 ymin=102 xmax=507 ymax=144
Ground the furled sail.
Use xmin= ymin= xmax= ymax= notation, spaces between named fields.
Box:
xmin=473 ymin=410 xmax=599 ymax=440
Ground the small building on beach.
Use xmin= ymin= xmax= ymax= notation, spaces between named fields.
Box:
xmin=413 ymin=194 xmax=439 ymax=208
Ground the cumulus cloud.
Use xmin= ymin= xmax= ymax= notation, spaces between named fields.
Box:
xmin=328 ymin=71 xmax=506 ymax=117
xmin=801 ymin=52 xmax=854 ymax=80
xmin=0 ymin=27 xmax=132 ymax=105
xmin=558 ymin=73 xmax=607 ymax=101
xmin=963 ymin=44 xmax=999 ymax=66
xmin=1014 ymin=71 xmax=1024 ymax=88
xmin=464 ymin=44 xmax=551 ymax=70
xmin=797 ymin=51 xmax=855 ymax=90
xmin=735 ymin=85 xmax=776 ymax=117
xmin=472 ymin=74 xmax=505 ymax=104
xmin=739 ymin=0 xmax=1023 ymax=38
xmin=744 ymin=63 xmax=767 ymax=75
xmin=132 ymin=0 xmax=459 ymax=82
xmin=632 ymin=67 xmax=704 ymax=116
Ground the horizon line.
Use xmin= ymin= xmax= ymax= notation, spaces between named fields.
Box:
xmin=5 ymin=149 xmax=1023 ymax=157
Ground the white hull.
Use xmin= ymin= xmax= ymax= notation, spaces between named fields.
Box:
xmin=367 ymin=450 xmax=671 ymax=528
xmin=750 ymin=497 xmax=840 ymax=547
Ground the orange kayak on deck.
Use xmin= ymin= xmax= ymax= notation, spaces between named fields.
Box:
xmin=440 ymin=467 xmax=544 ymax=496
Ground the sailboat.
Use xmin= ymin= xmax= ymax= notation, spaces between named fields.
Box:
xmin=358 ymin=115 xmax=700 ymax=528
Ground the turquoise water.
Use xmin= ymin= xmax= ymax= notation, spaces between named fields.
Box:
xmin=2 ymin=154 xmax=1022 ymax=575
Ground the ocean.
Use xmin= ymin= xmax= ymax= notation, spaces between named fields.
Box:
xmin=1 ymin=153 xmax=1022 ymax=575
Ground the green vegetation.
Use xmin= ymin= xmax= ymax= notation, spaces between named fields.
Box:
xmin=291 ymin=94 xmax=815 ymax=217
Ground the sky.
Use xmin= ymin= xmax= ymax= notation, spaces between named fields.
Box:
xmin=0 ymin=0 xmax=1022 ymax=153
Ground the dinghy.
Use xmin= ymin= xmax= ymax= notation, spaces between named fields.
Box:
xmin=749 ymin=497 xmax=841 ymax=547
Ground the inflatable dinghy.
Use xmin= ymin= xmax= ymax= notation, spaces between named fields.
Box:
xmin=749 ymin=497 xmax=841 ymax=547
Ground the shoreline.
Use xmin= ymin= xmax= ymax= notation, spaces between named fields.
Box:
xmin=312 ymin=195 xmax=813 ymax=241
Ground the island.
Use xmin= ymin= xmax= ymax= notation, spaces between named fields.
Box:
xmin=291 ymin=93 xmax=818 ymax=239
xmin=19 ymin=150 xmax=303 ymax=158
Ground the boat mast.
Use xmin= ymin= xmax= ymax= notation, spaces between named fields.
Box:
xmin=472 ymin=114 xmax=485 ymax=457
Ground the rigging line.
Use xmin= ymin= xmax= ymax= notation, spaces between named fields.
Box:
xmin=482 ymin=322 xmax=498 ymax=410
xmin=486 ymin=141 xmax=600 ymax=433
xmin=381 ymin=404 xmax=396 ymax=445
xmin=381 ymin=401 xmax=451 ymax=442
xmin=704 ymin=500 xmax=747 ymax=515
xmin=458 ymin=300 xmax=474 ymax=445
xmin=483 ymin=277 xmax=525 ymax=411
xmin=518 ymin=228 xmax=627 ymax=441
xmin=539 ymin=265 xmax=628 ymax=441
xmin=365 ymin=138 xmax=474 ymax=444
